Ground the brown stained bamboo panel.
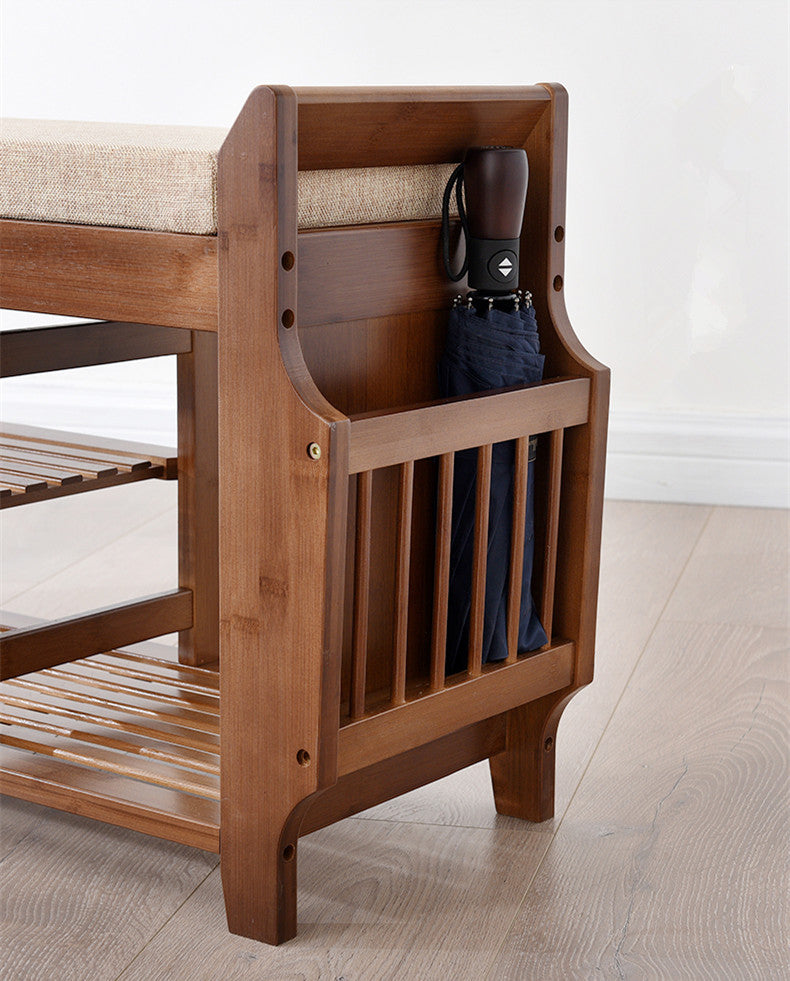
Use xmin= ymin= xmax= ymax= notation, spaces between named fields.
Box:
xmin=0 ymin=423 xmax=177 ymax=508
xmin=0 ymin=646 xmax=221 ymax=850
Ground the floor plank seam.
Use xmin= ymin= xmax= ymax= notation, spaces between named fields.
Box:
xmin=479 ymin=832 xmax=556 ymax=981
xmin=1 ymin=501 xmax=178 ymax=608
xmin=345 ymin=813 xmax=554 ymax=834
xmin=111 ymin=855 xmax=220 ymax=981
xmin=477 ymin=505 xmax=716 ymax=979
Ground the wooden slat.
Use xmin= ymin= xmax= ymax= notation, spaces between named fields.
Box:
xmin=0 ymin=687 xmax=219 ymax=748
xmin=506 ymin=436 xmax=530 ymax=663
xmin=0 ymin=725 xmax=220 ymax=799
xmin=540 ymin=429 xmax=564 ymax=644
xmin=347 ymin=377 xmax=589 ymax=473
xmin=294 ymin=86 xmax=551 ymax=169
xmin=0 ymin=321 xmax=191 ymax=377
xmin=0 ymin=704 xmax=218 ymax=772
xmin=3 ymin=677 xmax=219 ymax=734
xmin=177 ymin=330 xmax=219 ymax=666
xmin=0 ymin=445 xmax=118 ymax=477
xmin=430 ymin=452 xmax=454 ymax=691
xmin=468 ymin=445 xmax=493 ymax=678
xmin=0 ymin=219 xmax=218 ymax=331
xmin=87 ymin=655 xmax=219 ymax=696
xmin=350 ymin=470 xmax=373 ymax=719
xmin=40 ymin=664 xmax=219 ymax=713
xmin=1 ymin=423 xmax=177 ymax=475
xmin=0 ymin=465 xmax=166 ymax=509
xmin=0 ymin=746 xmax=220 ymax=852
xmin=391 ymin=460 xmax=414 ymax=707
xmin=338 ymin=641 xmax=574 ymax=775
xmin=0 ymin=458 xmax=83 ymax=486
xmin=93 ymin=649 xmax=219 ymax=688
xmin=0 ymin=590 xmax=193 ymax=680
xmin=0 ymin=471 xmax=49 ymax=492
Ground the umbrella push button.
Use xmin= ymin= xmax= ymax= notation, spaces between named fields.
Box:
xmin=488 ymin=249 xmax=518 ymax=284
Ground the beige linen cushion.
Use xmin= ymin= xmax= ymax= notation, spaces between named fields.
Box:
xmin=0 ymin=118 xmax=457 ymax=235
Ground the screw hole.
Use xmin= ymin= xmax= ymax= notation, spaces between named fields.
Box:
xmin=544 ymin=736 xmax=554 ymax=752
xmin=282 ymin=844 xmax=295 ymax=862
xmin=296 ymin=749 xmax=311 ymax=767
xmin=553 ymin=275 xmax=563 ymax=292
xmin=281 ymin=251 xmax=295 ymax=270
xmin=281 ymin=309 xmax=295 ymax=329
xmin=554 ymin=225 xmax=564 ymax=243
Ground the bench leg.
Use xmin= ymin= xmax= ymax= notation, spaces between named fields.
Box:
xmin=489 ymin=689 xmax=575 ymax=822
xmin=177 ymin=330 xmax=219 ymax=666
xmin=221 ymin=803 xmax=306 ymax=945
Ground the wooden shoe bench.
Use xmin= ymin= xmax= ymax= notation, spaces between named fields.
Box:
xmin=0 ymin=85 xmax=609 ymax=944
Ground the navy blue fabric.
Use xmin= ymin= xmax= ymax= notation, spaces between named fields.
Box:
xmin=438 ymin=302 xmax=548 ymax=674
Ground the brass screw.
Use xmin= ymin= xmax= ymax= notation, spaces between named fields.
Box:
xmin=307 ymin=442 xmax=321 ymax=461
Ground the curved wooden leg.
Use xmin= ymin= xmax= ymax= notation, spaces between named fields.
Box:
xmin=489 ymin=688 xmax=577 ymax=822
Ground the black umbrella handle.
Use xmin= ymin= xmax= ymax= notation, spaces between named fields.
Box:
xmin=441 ymin=148 xmax=528 ymax=293
xmin=464 ymin=147 xmax=528 ymax=294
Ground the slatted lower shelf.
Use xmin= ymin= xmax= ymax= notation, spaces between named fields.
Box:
xmin=0 ymin=422 xmax=177 ymax=508
xmin=0 ymin=646 xmax=220 ymax=851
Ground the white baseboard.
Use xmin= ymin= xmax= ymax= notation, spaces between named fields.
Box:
xmin=606 ymin=412 xmax=789 ymax=508
xmin=2 ymin=377 xmax=788 ymax=509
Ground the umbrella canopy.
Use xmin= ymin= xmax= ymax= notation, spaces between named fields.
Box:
xmin=439 ymin=294 xmax=548 ymax=674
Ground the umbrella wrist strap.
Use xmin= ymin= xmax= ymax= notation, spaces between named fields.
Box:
xmin=441 ymin=163 xmax=469 ymax=282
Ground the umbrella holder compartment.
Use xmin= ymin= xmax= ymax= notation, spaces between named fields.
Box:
xmin=0 ymin=85 xmax=609 ymax=945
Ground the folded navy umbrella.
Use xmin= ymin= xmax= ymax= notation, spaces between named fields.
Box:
xmin=439 ymin=149 xmax=548 ymax=674
xmin=439 ymin=298 xmax=548 ymax=674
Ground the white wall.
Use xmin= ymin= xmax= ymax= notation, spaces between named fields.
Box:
xmin=2 ymin=0 xmax=787 ymax=505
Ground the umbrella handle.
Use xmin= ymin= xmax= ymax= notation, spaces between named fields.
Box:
xmin=441 ymin=148 xmax=528 ymax=295
xmin=464 ymin=147 xmax=528 ymax=294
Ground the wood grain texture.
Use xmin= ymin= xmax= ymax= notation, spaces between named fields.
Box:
xmin=0 ymin=797 xmax=216 ymax=981
xmin=0 ymin=219 xmax=218 ymax=330
xmin=430 ymin=452 xmax=454 ymax=691
xmin=0 ymin=589 xmax=192 ymax=679
xmin=338 ymin=643 xmax=574 ymax=775
xmin=293 ymin=85 xmax=551 ymax=168
xmin=176 ymin=330 xmax=219 ymax=666
xmin=347 ymin=377 xmax=589 ymax=473
xmin=115 ymin=819 xmax=553 ymax=981
xmin=217 ymin=85 xmax=348 ymax=945
xmin=390 ymin=461 xmax=414 ymax=706
xmin=468 ymin=443 xmax=493 ymax=677
xmin=486 ymin=621 xmax=789 ymax=981
xmin=0 ymin=321 xmax=191 ymax=377
xmin=662 ymin=506 xmax=789 ymax=628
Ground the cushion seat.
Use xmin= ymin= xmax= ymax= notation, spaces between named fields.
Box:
xmin=0 ymin=118 xmax=456 ymax=235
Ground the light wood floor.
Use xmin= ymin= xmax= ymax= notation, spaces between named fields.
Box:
xmin=1 ymin=489 xmax=787 ymax=980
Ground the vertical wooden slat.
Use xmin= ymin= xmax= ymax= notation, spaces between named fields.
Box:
xmin=350 ymin=470 xmax=373 ymax=718
xmin=540 ymin=429 xmax=564 ymax=645
xmin=468 ymin=443 xmax=493 ymax=678
xmin=506 ymin=436 xmax=530 ymax=664
xmin=430 ymin=452 xmax=454 ymax=691
xmin=391 ymin=460 xmax=414 ymax=706
xmin=177 ymin=330 xmax=219 ymax=666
